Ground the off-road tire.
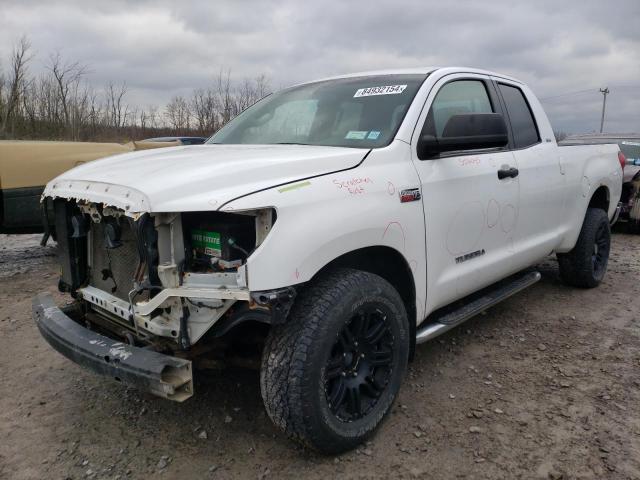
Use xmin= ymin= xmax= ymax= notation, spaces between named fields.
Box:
xmin=557 ymin=207 xmax=610 ymax=288
xmin=260 ymin=268 xmax=409 ymax=454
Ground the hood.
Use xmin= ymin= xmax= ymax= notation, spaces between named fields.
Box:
xmin=44 ymin=144 xmax=369 ymax=213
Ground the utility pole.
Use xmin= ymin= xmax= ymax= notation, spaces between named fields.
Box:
xmin=599 ymin=87 xmax=609 ymax=133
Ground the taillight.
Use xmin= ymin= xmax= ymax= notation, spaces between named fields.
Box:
xmin=618 ymin=151 xmax=626 ymax=171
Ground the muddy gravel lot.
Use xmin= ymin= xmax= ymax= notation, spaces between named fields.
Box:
xmin=0 ymin=232 xmax=639 ymax=480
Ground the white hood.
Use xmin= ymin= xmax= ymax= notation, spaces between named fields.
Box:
xmin=44 ymin=144 xmax=368 ymax=213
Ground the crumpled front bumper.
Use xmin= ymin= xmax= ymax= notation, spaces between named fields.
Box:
xmin=32 ymin=293 xmax=193 ymax=401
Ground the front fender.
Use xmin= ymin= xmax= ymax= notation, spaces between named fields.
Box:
xmin=220 ymin=144 xmax=426 ymax=315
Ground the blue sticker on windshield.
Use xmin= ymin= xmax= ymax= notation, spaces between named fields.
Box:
xmin=367 ymin=131 xmax=381 ymax=140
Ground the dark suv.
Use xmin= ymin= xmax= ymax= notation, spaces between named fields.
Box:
xmin=142 ymin=136 xmax=208 ymax=145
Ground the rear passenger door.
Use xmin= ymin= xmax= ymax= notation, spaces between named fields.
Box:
xmin=493 ymin=80 xmax=565 ymax=266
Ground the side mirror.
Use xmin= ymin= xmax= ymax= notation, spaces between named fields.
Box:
xmin=417 ymin=112 xmax=509 ymax=159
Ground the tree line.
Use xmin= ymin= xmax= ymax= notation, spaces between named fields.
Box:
xmin=0 ymin=36 xmax=270 ymax=142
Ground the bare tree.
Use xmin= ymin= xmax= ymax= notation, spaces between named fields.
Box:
xmin=235 ymin=74 xmax=270 ymax=113
xmin=146 ymin=105 xmax=160 ymax=130
xmin=1 ymin=35 xmax=32 ymax=136
xmin=215 ymin=70 xmax=234 ymax=125
xmin=21 ymin=76 xmax=37 ymax=134
xmin=165 ymin=95 xmax=192 ymax=133
xmin=0 ymin=66 xmax=5 ymax=125
xmin=191 ymin=87 xmax=219 ymax=134
xmin=105 ymin=82 xmax=128 ymax=130
xmin=84 ymin=87 xmax=101 ymax=137
xmin=48 ymin=52 xmax=89 ymax=139
xmin=253 ymin=74 xmax=269 ymax=101
xmin=0 ymin=35 xmax=270 ymax=141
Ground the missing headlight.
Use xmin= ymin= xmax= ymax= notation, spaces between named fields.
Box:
xmin=182 ymin=210 xmax=272 ymax=273
xmin=103 ymin=217 xmax=123 ymax=249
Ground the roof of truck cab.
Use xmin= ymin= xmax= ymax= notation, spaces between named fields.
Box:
xmin=291 ymin=67 xmax=524 ymax=87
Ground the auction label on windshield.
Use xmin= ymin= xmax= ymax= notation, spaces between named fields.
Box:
xmin=354 ymin=85 xmax=407 ymax=97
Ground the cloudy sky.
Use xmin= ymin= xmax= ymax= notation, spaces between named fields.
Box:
xmin=1 ymin=0 xmax=638 ymax=134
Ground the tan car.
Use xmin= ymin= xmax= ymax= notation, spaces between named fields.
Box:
xmin=0 ymin=140 xmax=180 ymax=234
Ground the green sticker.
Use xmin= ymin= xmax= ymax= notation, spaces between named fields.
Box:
xmin=278 ymin=181 xmax=311 ymax=193
xmin=345 ymin=130 xmax=368 ymax=140
xmin=191 ymin=229 xmax=221 ymax=256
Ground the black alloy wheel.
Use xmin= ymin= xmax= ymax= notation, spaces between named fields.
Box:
xmin=260 ymin=268 xmax=409 ymax=453
xmin=324 ymin=305 xmax=395 ymax=422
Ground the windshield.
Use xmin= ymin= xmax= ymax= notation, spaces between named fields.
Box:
xmin=209 ymin=74 xmax=427 ymax=148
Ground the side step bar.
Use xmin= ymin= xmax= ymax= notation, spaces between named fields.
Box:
xmin=416 ymin=270 xmax=541 ymax=344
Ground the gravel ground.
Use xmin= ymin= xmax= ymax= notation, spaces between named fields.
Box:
xmin=0 ymin=232 xmax=639 ymax=479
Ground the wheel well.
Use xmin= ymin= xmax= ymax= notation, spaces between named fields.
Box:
xmin=588 ymin=186 xmax=610 ymax=213
xmin=315 ymin=246 xmax=418 ymax=359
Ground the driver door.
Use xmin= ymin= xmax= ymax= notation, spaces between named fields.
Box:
xmin=411 ymin=74 xmax=520 ymax=316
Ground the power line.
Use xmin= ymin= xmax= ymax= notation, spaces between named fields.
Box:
xmin=539 ymin=88 xmax=598 ymax=101
xmin=539 ymin=84 xmax=640 ymax=103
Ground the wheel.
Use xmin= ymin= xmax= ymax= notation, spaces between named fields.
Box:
xmin=557 ymin=208 xmax=611 ymax=288
xmin=260 ymin=268 xmax=409 ymax=453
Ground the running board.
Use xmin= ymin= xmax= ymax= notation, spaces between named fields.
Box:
xmin=416 ymin=270 xmax=541 ymax=344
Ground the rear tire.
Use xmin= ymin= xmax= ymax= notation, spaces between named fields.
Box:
xmin=557 ymin=208 xmax=610 ymax=288
xmin=260 ymin=268 xmax=409 ymax=454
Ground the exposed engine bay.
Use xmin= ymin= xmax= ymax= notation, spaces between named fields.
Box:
xmin=52 ymin=199 xmax=295 ymax=358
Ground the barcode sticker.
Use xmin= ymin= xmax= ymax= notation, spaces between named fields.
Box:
xmin=354 ymin=85 xmax=407 ymax=98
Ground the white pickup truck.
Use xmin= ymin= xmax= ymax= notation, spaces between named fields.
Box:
xmin=34 ymin=67 xmax=623 ymax=453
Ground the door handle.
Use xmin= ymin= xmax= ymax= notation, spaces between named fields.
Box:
xmin=497 ymin=167 xmax=519 ymax=180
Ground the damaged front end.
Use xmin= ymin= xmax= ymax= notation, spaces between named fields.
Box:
xmin=34 ymin=197 xmax=295 ymax=401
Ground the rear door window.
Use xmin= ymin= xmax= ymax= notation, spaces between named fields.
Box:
xmin=498 ymin=84 xmax=540 ymax=149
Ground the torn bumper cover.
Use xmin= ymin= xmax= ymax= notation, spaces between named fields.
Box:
xmin=32 ymin=293 xmax=193 ymax=402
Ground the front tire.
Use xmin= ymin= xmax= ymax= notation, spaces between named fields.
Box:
xmin=260 ymin=268 xmax=409 ymax=453
xmin=557 ymin=208 xmax=611 ymax=288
